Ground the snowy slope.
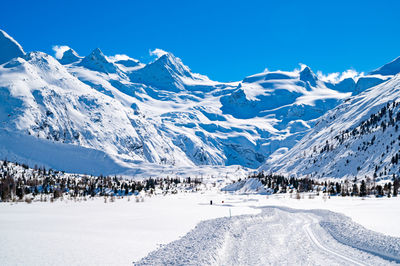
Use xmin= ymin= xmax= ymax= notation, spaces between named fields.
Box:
xmin=219 ymin=66 xmax=361 ymax=159
xmin=0 ymin=52 xmax=199 ymax=172
xmin=262 ymin=75 xmax=400 ymax=179
xmin=0 ymin=29 xmax=396 ymax=176
xmin=221 ymin=178 xmax=269 ymax=194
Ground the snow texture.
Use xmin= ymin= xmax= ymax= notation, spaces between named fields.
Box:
xmin=319 ymin=209 xmax=400 ymax=263
xmin=136 ymin=207 xmax=400 ymax=265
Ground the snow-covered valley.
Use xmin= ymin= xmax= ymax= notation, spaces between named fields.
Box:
xmin=1 ymin=191 xmax=400 ymax=265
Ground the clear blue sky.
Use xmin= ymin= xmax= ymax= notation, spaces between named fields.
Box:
xmin=1 ymin=0 xmax=399 ymax=81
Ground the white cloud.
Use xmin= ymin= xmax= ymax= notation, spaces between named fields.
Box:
xmin=52 ymin=45 xmax=71 ymax=59
xmin=108 ymin=54 xmax=135 ymax=62
xmin=149 ymin=48 xmax=168 ymax=58
xmin=317 ymin=69 xmax=364 ymax=83
xmin=317 ymin=71 xmax=340 ymax=83
xmin=341 ymin=69 xmax=362 ymax=80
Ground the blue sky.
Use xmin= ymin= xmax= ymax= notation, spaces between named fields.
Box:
xmin=1 ymin=0 xmax=399 ymax=81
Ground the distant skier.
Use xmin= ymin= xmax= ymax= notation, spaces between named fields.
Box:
xmin=210 ymin=200 xmax=213 ymax=205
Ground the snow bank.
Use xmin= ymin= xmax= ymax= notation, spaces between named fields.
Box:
xmin=135 ymin=212 xmax=275 ymax=265
xmin=135 ymin=207 xmax=400 ymax=265
xmin=319 ymin=210 xmax=400 ymax=263
xmin=135 ymin=216 xmax=233 ymax=265
xmin=264 ymin=206 xmax=400 ymax=263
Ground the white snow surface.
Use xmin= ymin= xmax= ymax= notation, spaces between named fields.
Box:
xmin=137 ymin=207 xmax=399 ymax=265
xmin=1 ymin=192 xmax=400 ymax=265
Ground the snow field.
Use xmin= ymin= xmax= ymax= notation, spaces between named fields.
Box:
xmin=0 ymin=191 xmax=258 ymax=265
xmin=1 ymin=191 xmax=400 ymax=265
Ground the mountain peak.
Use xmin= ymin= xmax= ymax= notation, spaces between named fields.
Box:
xmin=0 ymin=29 xmax=25 ymax=64
xmin=92 ymin=47 xmax=103 ymax=56
xmin=78 ymin=48 xmax=118 ymax=73
xmin=59 ymin=48 xmax=80 ymax=65
xmin=129 ymin=51 xmax=196 ymax=91
xmin=299 ymin=65 xmax=317 ymax=86
xmin=85 ymin=48 xmax=107 ymax=62
xmin=369 ymin=56 xmax=400 ymax=76
xmin=152 ymin=52 xmax=192 ymax=78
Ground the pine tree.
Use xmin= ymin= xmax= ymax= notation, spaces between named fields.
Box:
xmin=335 ymin=182 xmax=341 ymax=195
xmin=376 ymin=185 xmax=384 ymax=197
xmin=393 ymin=179 xmax=399 ymax=197
xmin=352 ymin=183 xmax=359 ymax=196
xmin=360 ymin=180 xmax=367 ymax=197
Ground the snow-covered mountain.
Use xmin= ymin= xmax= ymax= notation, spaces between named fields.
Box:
xmin=261 ymin=75 xmax=400 ymax=179
xmin=0 ymin=29 xmax=396 ymax=177
xmin=59 ymin=48 xmax=81 ymax=65
xmin=129 ymin=52 xmax=218 ymax=92
xmin=78 ymin=48 xmax=120 ymax=74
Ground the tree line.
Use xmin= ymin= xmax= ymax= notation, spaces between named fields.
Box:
xmin=249 ymin=172 xmax=400 ymax=197
xmin=0 ymin=160 xmax=203 ymax=202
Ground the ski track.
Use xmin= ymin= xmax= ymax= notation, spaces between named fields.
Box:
xmin=135 ymin=207 xmax=399 ymax=265
xmin=302 ymin=214 xmax=365 ymax=266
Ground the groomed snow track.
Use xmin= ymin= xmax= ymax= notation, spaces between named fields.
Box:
xmin=135 ymin=207 xmax=400 ymax=265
